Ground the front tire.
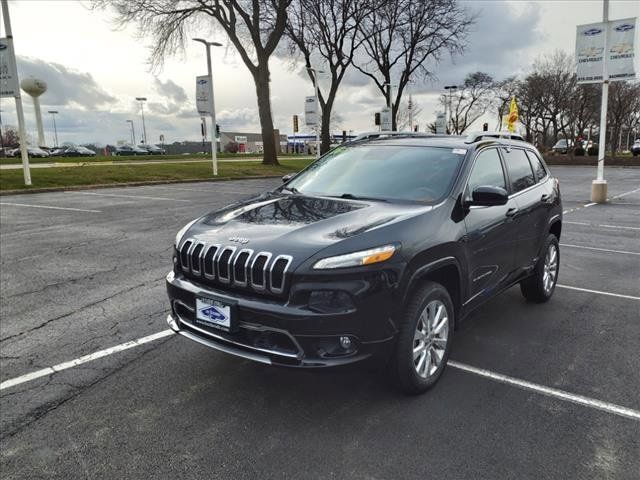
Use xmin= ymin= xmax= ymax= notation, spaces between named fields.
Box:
xmin=391 ymin=281 xmax=454 ymax=395
xmin=520 ymin=234 xmax=559 ymax=303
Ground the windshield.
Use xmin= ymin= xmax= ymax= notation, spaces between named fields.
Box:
xmin=285 ymin=145 xmax=465 ymax=202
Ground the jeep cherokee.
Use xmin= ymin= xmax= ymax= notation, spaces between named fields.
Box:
xmin=166 ymin=132 xmax=562 ymax=394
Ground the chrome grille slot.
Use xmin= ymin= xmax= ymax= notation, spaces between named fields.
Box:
xmin=180 ymin=240 xmax=193 ymax=272
xmin=216 ymin=246 xmax=236 ymax=283
xmin=250 ymin=252 xmax=272 ymax=290
xmin=179 ymin=240 xmax=292 ymax=295
xmin=233 ymin=249 xmax=253 ymax=286
xmin=203 ymin=245 xmax=219 ymax=279
xmin=270 ymin=255 xmax=292 ymax=293
xmin=190 ymin=243 xmax=205 ymax=275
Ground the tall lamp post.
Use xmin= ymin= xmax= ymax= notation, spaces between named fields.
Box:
xmin=48 ymin=110 xmax=59 ymax=147
xmin=444 ymin=85 xmax=458 ymax=134
xmin=126 ymin=119 xmax=135 ymax=145
xmin=193 ymin=38 xmax=222 ymax=175
xmin=135 ymin=97 xmax=147 ymax=144
xmin=307 ymin=67 xmax=325 ymax=158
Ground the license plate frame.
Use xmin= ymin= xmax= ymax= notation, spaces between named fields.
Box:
xmin=195 ymin=296 xmax=237 ymax=333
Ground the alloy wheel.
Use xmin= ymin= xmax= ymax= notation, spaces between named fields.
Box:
xmin=543 ymin=243 xmax=558 ymax=294
xmin=413 ymin=300 xmax=449 ymax=378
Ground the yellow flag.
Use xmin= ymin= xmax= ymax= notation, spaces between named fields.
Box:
xmin=507 ymin=97 xmax=518 ymax=132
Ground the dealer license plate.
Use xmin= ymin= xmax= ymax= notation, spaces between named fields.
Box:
xmin=195 ymin=297 xmax=232 ymax=331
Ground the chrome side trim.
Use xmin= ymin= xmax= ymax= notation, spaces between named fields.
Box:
xmin=269 ymin=254 xmax=293 ymax=294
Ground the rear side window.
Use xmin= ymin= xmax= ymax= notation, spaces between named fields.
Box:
xmin=468 ymin=148 xmax=506 ymax=192
xmin=503 ymin=148 xmax=535 ymax=193
xmin=525 ymin=150 xmax=547 ymax=182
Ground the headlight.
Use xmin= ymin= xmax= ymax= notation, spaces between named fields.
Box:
xmin=313 ymin=244 xmax=397 ymax=269
xmin=175 ymin=218 xmax=198 ymax=246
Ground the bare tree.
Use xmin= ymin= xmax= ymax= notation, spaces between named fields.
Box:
xmin=607 ymin=81 xmax=640 ymax=156
xmin=286 ymin=0 xmax=373 ymax=154
xmin=94 ymin=0 xmax=291 ymax=166
xmin=493 ymin=76 xmax=517 ymax=130
xmin=445 ymin=72 xmax=493 ymax=134
xmin=355 ymin=0 xmax=473 ymax=130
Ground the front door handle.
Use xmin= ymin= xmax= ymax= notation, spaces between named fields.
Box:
xmin=541 ymin=193 xmax=550 ymax=202
xmin=506 ymin=207 xmax=518 ymax=217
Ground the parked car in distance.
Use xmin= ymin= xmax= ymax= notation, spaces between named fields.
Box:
xmin=8 ymin=147 xmax=50 ymax=158
xmin=631 ymin=139 xmax=640 ymax=156
xmin=115 ymin=145 xmax=148 ymax=156
xmin=57 ymin=146 xmax=97 ymax=157
xmin=167 ymin=131 xmax=563 ymax=394
xmin=140 ymin=144 xmax=166 ymax=155
xmin=552 ymin=139 xmax=573 ymax=154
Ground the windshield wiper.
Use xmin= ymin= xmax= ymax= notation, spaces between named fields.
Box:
xmin=334 ymin=193 xmax=388 ymax=202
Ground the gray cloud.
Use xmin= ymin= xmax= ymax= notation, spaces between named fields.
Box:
xmin=16 ymin=56 xmax=116 ymax=108
xmin=153 ymin=77 xmax=188 ymax=103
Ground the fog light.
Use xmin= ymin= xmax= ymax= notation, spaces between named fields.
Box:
xmin=339 ymin=336 xmax=352 ymax=349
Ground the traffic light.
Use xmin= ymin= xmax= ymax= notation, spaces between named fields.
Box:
xmin=216 ymin=124 xmax=220 ymax=136
xmin=483 ymin=122 xmax=488 ymax=131
xmin=374 ymin=112 xmax=381 ymax=126
xmin=413 ymin=125 xmax=418 ymax=132
xmin=293 ymin=114 xmax=299 ymax=133
xmin=200 ymin=121 xmax=205 ymax=137
xmin=342 ymin=130 xmax=347 ymax=143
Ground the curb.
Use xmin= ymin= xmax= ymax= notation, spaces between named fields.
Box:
xmin=0 ymin=175 xmax=284 ymax=196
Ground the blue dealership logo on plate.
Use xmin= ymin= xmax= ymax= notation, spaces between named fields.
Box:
xmin=199 ymin=305 xmax=227 ymax=322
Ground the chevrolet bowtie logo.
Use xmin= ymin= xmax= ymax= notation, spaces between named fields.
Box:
xmin=228 ymin=236 xmax=249 ymax=244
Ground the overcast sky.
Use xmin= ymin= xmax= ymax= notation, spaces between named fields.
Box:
xmin=1 ymin=0 xmax=638 ymax=146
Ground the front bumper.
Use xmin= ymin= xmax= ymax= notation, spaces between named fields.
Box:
xmin=165 ymin=271 xmax=396 ymax=368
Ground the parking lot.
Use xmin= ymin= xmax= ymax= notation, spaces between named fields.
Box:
xmin=1 ymin=166 xmax=638 ymax=479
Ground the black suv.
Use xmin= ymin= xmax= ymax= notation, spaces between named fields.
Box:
xmin=166 ymin=132 xmax=562 ymax=393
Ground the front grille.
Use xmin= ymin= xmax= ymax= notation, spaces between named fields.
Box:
xmin=178 ymin=238 xmax=293 ymax=295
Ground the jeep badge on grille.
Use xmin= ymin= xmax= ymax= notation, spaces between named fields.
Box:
xmin=228 ymin=236 xmax=249 ymax=244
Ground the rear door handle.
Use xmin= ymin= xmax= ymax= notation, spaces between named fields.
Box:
xmin=505 ymin=207 xmax=518 ymax=217
xmin=541 ymin=194 xmax=550 ymax=202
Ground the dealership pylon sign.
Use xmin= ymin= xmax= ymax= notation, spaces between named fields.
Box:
xmin=195 ymin=75 xmax=213 ymax=115
xmin=576 ymin=17 xmax=636 ymax=84
xmin=0 ymin=37 xmax=19 ymax=97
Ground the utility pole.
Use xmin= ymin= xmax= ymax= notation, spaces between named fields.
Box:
xmin=444 ymin=85 xmax=458 ymax=135
xmin=591 ymin=0 xmax=609 ymax=203
xmin=135 ymin=97 xmax=147 ymax=144
xmin=126 ymin=120 xmax=135 ymax=145
xmin=1 ymin=0 xmax=31 ymax=185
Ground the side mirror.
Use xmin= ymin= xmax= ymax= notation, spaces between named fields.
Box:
xmin=470 ymin=185 xmax=508 ymax=206
xmin=282 ymin=172 xmax=297 ymax=183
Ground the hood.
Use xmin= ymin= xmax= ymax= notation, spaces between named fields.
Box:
xmin=182 ymin=193 xmax=431 ymax=262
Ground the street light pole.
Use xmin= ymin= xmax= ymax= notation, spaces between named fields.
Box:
xmin=135 ymin=97 xmax=147 ymax=144
xmin=193 ymin=38 xmax=222 ymax=175
xmin=307 ymin=67 xmax=325 ymax=159
xmin=126 ymin=120 xmax=135 ymax=145
xmin=591 ymin=0 xmax=609 ymax=203
xmin=444 ymin=85 xmax=458 ymax=134
xmin=48 ymin=110 xmax=59 ymax=147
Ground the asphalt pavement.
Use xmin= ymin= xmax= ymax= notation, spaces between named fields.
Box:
xmin=1 ymin=166 xmax=639 ymax=479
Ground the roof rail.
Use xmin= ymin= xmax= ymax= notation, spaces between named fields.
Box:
xmin=350 ymin=131 xmax=437 ymax=142
xmin=464 ymin=131 xmax=525 ymax=143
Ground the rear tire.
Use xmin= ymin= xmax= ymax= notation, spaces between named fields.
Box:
xmin=520 ymin=234 xmax=559 ymax=303
xmin=391 ymin=281 xmax=454 ymax=395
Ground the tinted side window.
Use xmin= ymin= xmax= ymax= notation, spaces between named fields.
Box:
xmin=467 ymin=149 xmax=506 ymax=193
xmin=525 ymin=150 xmax=547 ymax=182
xmin=503 ymin=148 xmax=535 ymax=192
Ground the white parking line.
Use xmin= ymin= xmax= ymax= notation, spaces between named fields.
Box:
xmin=448 ymin=361 xmax=640 ymax=421
xmin=0 ymin=330 xmax=174 ymax=391
xmin=67 ymin=192 xmax=191 ymax=202
xmin=1 ymin=326 xmax=638 ymax=421
xmin=562 ymin=186 xmax=640 ymax=215
xmin=0 ymin=202 xmax=101 ymax=213
xmin=612 ymin=187 xmax=640 ymax=199
xmin=560 ymin=243 xmax=640 ymax=256
xmin=557 ymin=284 xmax=640 ymax=301
xmin=564 ymin=221 xmax=640 ymax=231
